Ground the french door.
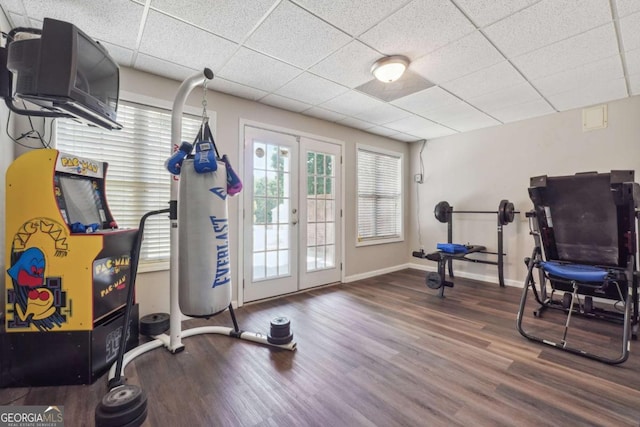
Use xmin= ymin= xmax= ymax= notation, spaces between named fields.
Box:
xmin=243 ymin=125 xmax=342 ymax=302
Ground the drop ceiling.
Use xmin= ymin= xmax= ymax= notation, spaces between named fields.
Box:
xmin=2 ymin=0 xmax=639 ymax=142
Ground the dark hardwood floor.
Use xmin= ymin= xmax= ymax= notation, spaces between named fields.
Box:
xmin=2 ymin=268 xmax=640 ymax=426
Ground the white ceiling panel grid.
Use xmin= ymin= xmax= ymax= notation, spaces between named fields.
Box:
xmin=149 ymin=0 xmax=275 ymax=43
xmin=359 ymin=0 xmax=476 ymax=59
xmin=483 ymin=0 xmax=612 ymax=57
xmin=244 ymin=1 xmax=352 ymax=69
xmin=1 ymin=0 xmax=638 ymax=141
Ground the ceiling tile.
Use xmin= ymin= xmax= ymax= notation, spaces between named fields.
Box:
xmin=1 ymin=0 xmax=24 ymax=14
xmin=21 ymin=0 xmax=144 ymax=49
xmin=353 ymin=102 xmax=411 ymax=125
xmin=337 ymin=117 xmax=376 ymax=130
xmin=294 ymin=0 xmax=411 ymax=36
xmin=367 ymin=126 xmax=399 ymax=137
xmin=626 ymin=48 xmax=640 ymax=75
xmin=139 ymin=11 xmax=238 ymax=72
xmin=547 ymin=77 xmax=628 ymax=111
xmin=489 ymin=98 xmax=555 ymax=123
xmin=532 ymin=55 xmax=623 ymax=96
xmin=483 ymin=0 xmax=612 ymax=57
xmin=411 ymin=31 xmax=505 ymax=85
xmin=629 ymin=73 xmax=640 ymax=95
xmin=260 ymin=94 xmax=312 ymax=113
xmin=359 ymin=0 xmax=476 ymax=59
xmin=98 ymin=41 xmax=133 ymax=67
xmin=303 ymin=107 xmax=347 ymax=122
xmin=441 ymin=61 xmax=526 ymax=99
xmin=217 ymin=47 xmax=302 ymax=92
xmin=423 ymin=101 xmax=500 ymax=132
xmin=513 ymin=24 xmax=619 ymax=80
xmin=149 ymin=0 xmax=275 ymax=42
xmin=455 ymin=0 xmax=539 ymax=27
xmin=8 ymin=12 xmax=29 ymax=27
xmin=134 ymin=54 xmax=198 ymax=82
xmin=319 ymin=90 xmax=382 ymax=116
xmin=274 ymin=73 xmax=349 ymax=105
xmin=309 ymin=41 xmax=382 ymax=88
xmin=468 ymin=83 xmax=542 ymax=112
xmin=209 ymin=78 xmax=269 ymax=101
xmin=616 ymin=0 xmax=640 ymax=17
xmin=245 ymin=1 xmax=351 ymax=69
xmin=391 ymin=86 xmax=460 ymax=117
xmin=620 ymin=11 xmax=640 ymax=52
xmin=384 ymin=114 xmax=457 ymax=139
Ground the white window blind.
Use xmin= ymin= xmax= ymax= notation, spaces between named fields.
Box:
xmin=55 ymin=100 xmax=202 ymax=268
xmin=357 ymin=145 xmax=403 ymax=244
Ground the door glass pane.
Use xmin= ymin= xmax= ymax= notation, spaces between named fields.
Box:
xmin=305 ymin=149 xmax=337 ymax=273
xmin=252 ymin=140 xmax=291 ymax=281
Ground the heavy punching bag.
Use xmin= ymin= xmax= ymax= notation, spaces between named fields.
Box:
xmin=178 ymin=158 xmax=232 ymax=317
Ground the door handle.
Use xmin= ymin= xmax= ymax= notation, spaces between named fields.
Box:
xmin=292 ymin=220 xmax=298 ymax=225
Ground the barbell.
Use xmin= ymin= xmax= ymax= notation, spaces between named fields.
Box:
xmin=434 ymin=199 xmax=518 ymax=226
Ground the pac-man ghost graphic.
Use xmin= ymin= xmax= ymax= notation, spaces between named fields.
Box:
xmin=7 ymin=247 xmax=46 ymax=287
xmin=16 ymin=288 xmax=56 ymax=321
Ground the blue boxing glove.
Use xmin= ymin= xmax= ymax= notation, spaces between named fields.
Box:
xmin=165 ymin=142 xmax=193 ymax=175
xmin=193 ymin=141 xmax=218 ymax=174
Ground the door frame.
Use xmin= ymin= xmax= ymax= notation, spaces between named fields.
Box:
xmin=237 ymin=119 xmax=346 ymax=306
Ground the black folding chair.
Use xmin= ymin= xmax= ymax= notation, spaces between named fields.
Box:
xmin=517 ymin=171 xmax=640 ymax=364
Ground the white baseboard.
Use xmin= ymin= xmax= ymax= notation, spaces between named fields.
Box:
xmin=344 ymin=263 xmax=413 ymax=283
xmin=407 ymin=262 xmax=523 ymax=288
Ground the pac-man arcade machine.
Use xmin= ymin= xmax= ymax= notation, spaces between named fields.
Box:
xmin=1 ymin=148 xmax=139 ymax=386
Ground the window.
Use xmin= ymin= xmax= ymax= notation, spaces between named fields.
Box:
xmin=356 ymin=144 xmax=403 ymax=245
xmin=56 ymin=100 xmax=202 ymax=269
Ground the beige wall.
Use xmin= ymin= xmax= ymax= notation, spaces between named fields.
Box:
xmin=409 ymin=95 xmax=640 ymax=286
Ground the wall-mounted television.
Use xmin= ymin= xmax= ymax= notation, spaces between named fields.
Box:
xmin=5 ymin=18 xmax=122 ymax=130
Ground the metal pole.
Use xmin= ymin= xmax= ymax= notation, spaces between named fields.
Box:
xmin=447 ymin=210 xmax=454 ymax=278
xmin=497 ymin=215 xmax=505 ymax=287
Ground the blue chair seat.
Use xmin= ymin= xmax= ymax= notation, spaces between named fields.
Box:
xmin=540 ymin=261 xmax=608 ymax=282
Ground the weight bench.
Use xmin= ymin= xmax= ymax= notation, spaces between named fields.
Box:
xmin=517 ymin=170 xmax=640 ymax=364
xmin=419 ymin=244 xmax=487 ymax=297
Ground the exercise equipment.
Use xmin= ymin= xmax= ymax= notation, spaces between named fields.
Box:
xmin=517 ymin=171 xmax=640 ymax=364
xmin=95 ymin=69 xmax=295 ymax=427
xmin=414 ymin=199 xmax=518 ymax=297
xmin=1 ymin=149 xmax=139 ymax=387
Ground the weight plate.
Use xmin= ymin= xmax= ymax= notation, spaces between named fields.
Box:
xmin=270 ymin=316 xmax=291 ymax=329
xmin=267 ymin=332 xmax=294 ymax=345
xmin=426 ymin=271 xmax=443 ymax=289
xmin=561 ymin=293 xmax=572 ymax=310
xmin=96 ymin=387 xmax=148 ymax=427
xmin=140 ymin=312 xmax=170 ymax=336
xmin=100 ymin=385 xmax=142 ymax=413
xmin=434 ymin=201 xmax=451 ymax=223
xmin=505 ymin=202 xmax=515 ymax=224
xmin=498 ymin=199 xmax=508 ymax=226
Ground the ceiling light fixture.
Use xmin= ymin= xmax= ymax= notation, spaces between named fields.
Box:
xmin=371 ymin=55 xmax=410 ymax=83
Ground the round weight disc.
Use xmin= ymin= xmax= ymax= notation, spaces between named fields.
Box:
xmin=270 ymin=316 xmax=291 ymax=330
xmin=96 ymin=386 xmax=148 ymax=427
xmin=100 ymin=385 xmax=142 ymax=413
xmin=434 ymin=201 xmax=450 ymax=223
xmin=140 ymin=312 xmax=170 ymax=336
xmin=267 ymin=332 xmax=294 ymax=345
xmin=504 ymin=202 xmax=515 ymax=224
xmin=426 ymin=272 xmax=443 ymax=289
xmin=561 ymin=293 xmax=572 ymax=309
xmin=498 ymin=200 xmax=508 ymax=226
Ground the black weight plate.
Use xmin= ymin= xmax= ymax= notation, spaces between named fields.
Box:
xmin=426 ymin=272 xmax=442 ymax=289
xmin=434 ymin=201 xmax=450 ymax=223
xmin=498 ymin=199 xmax=508 ymax=226
xmin=561 ymin=293 xmax=572 ymax=310
xmin=270 ymin=317 xmax=290 ymax=329
xmin=119 ymin=407 xmax=148 ymax=427
xmin=140 ymin=312 xmax=170 ymax=336
xmin=267 ymin=332 xmax=294 ymax=345
xmin=504 ymin=202 xmax=515 ymax=224
xmin=100 ymin=385 xmax=142 ymax=413
xmin=95 ymin=388 xmax=147 ymax=427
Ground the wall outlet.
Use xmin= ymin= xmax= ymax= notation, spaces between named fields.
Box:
xmin=414 ymin=173 xmax=423 ymax=184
